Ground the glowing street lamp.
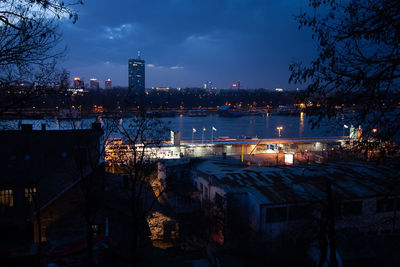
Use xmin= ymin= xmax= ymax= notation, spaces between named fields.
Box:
xmin=372 ymin=128 xmax=378 ymax=133
xmin=192 ymin=127 xmax=196 ymax=143
xmin=276 ymin=126 xmax=283 ymax=138
xmin=276 ymin=126 xmax=283 ymax=165
xmin=343 ymin=124 xmax=349 ymax=137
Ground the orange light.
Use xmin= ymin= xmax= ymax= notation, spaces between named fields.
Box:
xmin=372 ymin=128 xmax=378 ymax=133
xmin=74 ymin=77 xmax=80 ymax=80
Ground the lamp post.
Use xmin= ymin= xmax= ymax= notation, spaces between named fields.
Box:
xmin=202 ymin=127 xmax=206 ymax=144
xmin=343 ymin=124 xmax=348 ymax=137
xmin=192 ymin=128 xmax=196 ymax=143
xmin=276 ymin=126 xmax=283 ymax=138
xmin=212 ymin=126 xmax=217 ymax=143
xmin=276 ymin=126 xmax=283 ymax=165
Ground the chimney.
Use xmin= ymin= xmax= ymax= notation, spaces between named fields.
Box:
xmin=41 ymin=124 xmax=46 ymax=131
xmin=21 ymin=124 xmax=33 ymax=132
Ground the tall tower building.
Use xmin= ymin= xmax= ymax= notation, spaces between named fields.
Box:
xmin=89 ymin=78 xmax=99 ymax=89
xmin=73 ymin=77 xmax=84 ymax=89
xmin=128 ymin=51 xmax=145 ymax=93
xmin=105 ymin=78 xmax=112 ymax=89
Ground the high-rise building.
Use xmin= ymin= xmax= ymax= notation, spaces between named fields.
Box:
xmin=128 ymin=51 xmax=145 ymax=93
xmin=73 ymin=77 xmax=84 ymax=89
xmin=89 ymin=78 xmax=99 ymax=89
xmin=105 ymin=78 xmax=112 ymax=89
xmin=203 ymin=81 xmax=212 ymax=90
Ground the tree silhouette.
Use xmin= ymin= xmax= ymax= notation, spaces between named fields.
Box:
xmin=290 ymin=0 xmax=400 ymax=156
xmin=0 ymin=0 xmax=82 ymax=115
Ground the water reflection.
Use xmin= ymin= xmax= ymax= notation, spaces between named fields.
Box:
xmin=299 ymin=112 xmax=304 ymax=137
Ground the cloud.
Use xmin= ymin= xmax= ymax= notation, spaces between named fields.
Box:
xmin=61 ymin=0 xmax=315 ymax=88
xmin=104 ymin=23 xmax=135 ymax=40
xmin=147 ymin=64 xmax=183 ymax=70
xmin=170 ymin=66 xmax=184 ymax=70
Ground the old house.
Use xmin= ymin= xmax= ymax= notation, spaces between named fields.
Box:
xmin=0 ymin=123 xmax=104 ymax=261
xmin=188 ymin=157 xmax=400 ymax=239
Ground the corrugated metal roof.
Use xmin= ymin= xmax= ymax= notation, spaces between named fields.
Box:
xmin=193 ymin=159 xmax=400 ymax=205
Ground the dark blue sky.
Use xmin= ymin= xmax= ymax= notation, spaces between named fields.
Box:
xmin=61 ymin=0 xmax=316 ymax=89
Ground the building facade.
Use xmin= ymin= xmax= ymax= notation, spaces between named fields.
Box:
xmin=89 ymin=78 xmax=99 ymax=89
xmin=73 ymin=77 xmax=84 ymax=89
xmin=184 ymin=158 xmax=400 ymax=239
xmin=0 ymin=124 xmax=104 ymax=254
xmin=128 ymin=54 xmax=145 ymax=93
xmin=105 ymin=78 xmax=112 ymax=89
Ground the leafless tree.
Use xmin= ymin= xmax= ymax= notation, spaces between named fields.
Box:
xmin=106 ymin=110 xmax=169 ymax=265
xmin=290 ymin=0 xmax=400 ymax=157
xmin=0 ymin=0 xmax=82 ymax=115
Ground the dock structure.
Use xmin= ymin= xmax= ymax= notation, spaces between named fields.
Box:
xmin=106 ymin=136 xmax=351 ymax=163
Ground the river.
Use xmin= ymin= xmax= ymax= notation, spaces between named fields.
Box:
xmin=0 ymin=113 xmax=346 ymax=140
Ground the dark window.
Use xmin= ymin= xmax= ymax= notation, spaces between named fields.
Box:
xmin=266 ymin=207 xmax=287 ymax=223
xmin=289 ymin=205 xmax=311 ymax=221
xmin=215 ymin=193 xmax=224 ymax=209
xmin=334 ymin=202 xmax=342 ymax=217
xmin=376 ymin=199 xmax=394 ymax=213
xmin=343 ymin=201 xmax=362 ymax=216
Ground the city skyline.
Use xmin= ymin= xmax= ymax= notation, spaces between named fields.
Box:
xmin=61 ymin=0 xmax=315 ymax=88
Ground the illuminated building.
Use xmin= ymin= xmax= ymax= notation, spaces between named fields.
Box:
xmin=105 ymin=78 xmax=112 ymax=89
xmin=231 ymin=80 xmax=241 ymax=90
xmin=203 ymin=81 xmax=212 ymax=90
xmin=89 ymin=78 xmax=99 ymax=89
xmin=128 ymin=51 xmax=145 ymax=93
xmin=73 ymin=77 xmax=84 ymax=89
xmin=155 ymin=87 xmax=170 ymax=91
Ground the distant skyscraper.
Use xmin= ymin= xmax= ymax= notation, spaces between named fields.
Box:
xmin=128 ymin=51 xmax=145 ymax=93
xmin=105 ymin=78 xmax=112 ymax=89
xmin=89 ymin=78 xmax=99 ymax=89
xmin=203 ymin=81 xmax=212 ymax=90
xmin=73 ymin=77 xmax=84 ymax=89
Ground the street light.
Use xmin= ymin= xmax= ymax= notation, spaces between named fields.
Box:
xmin=276 ymin=126 xmax=283 ymax=138
xmin=276 ymin=126 xmax=283 ymax=165
xmin=343 ymin=124 xmax=349 ymax=137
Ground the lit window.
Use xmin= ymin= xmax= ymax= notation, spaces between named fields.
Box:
xmin=0 ymin=189 xmax=14 ymax=207
xmin=25 ymin=187 xmax=37 ymax=205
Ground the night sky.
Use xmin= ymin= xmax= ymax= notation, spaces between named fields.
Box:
xmin=61 ymin=0 xmax=316 ymax=89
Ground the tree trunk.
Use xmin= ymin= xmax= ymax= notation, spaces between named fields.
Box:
xmin=326 ymin=180 xmax=337 ymax=267
xmin=85 ymin=214 xmax=94 ymax=267
xmin=36 ymin=202 xmax=42 ymax=267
